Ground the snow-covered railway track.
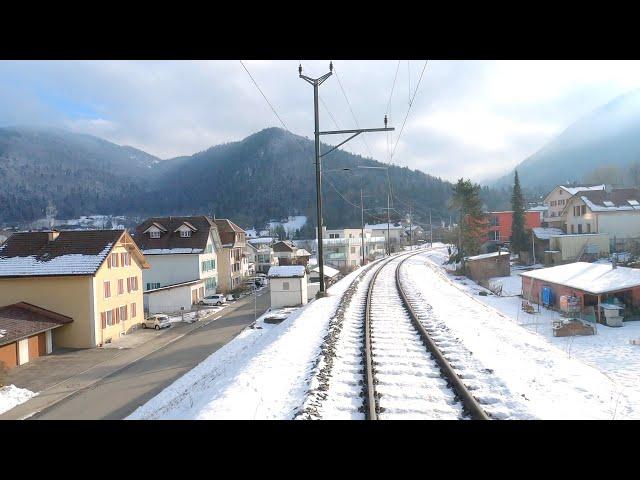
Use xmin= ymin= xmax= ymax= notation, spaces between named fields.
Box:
xmin=364 ymin=253 xmax=489 ymax=420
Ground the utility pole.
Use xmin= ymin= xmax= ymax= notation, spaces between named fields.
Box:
xmin=361 ymin=188 xmax=365 ymax=266
xmin=409 ymin=203 xmax=412 ymax=251
xmin=387 ymin=193 xmax=391 ymax=256
xmin=299 ymin=63 xmax=394 ymax=296
xmin=429 ymin=209 xmax=433 ymax=247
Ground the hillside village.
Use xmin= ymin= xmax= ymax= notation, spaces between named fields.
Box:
xmin=4 ymin=60 xmax=640 ymax=421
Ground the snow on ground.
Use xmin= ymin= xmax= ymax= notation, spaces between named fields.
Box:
xmin=416 ymin=244 xmax=640 ymax=419
xmin=0 ymin=385 xmax=36 ymax=415
xmin=128 ymin=268 xmax=363 ymax=420
xmin=268 ymin=215 xmax=307 ymax=237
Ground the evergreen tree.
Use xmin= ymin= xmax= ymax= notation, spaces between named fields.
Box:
xmin=450 ymin=178 xmax=487 ymax=257
xmin=510 ymin=170 xmax=527 ymax=254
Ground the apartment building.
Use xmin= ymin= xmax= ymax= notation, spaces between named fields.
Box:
xmin=214 ymin=218 xmax=248 ymax=293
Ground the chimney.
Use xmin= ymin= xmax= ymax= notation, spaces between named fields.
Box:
xmin=48 ymin=229 xmax=60 ymax=242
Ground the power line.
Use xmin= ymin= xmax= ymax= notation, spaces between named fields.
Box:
xmin=239 ymin=60 xmax=291 ymax=132
xmin=332 ymin=64 xmax=375 ymax=159
xmin=391 ymin=60 xmax=428 ymax=161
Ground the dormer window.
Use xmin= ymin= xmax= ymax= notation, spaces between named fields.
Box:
xmin=181 ymin=230 xmax=191 ymax=238
xmin=150 ymin=231 xmax=160 ymax=239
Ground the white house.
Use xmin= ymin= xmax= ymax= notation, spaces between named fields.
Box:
xmin=143 ymin=279 xmax=206 ymax=314
xmin=542 ymin=184 xmax=605 ymax=229
xmin=561 ymin=187 xmax=640 ymax=250
xmin=268 ymin=265 xmax=308 ymax=308
xmin=134 ymin=216 xmax=222 ymax=300
xmin=365 ymin=223 xmax=406 ymax=253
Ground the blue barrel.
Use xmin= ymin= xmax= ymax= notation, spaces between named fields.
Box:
xmin=541 ymin=287 xmax=554 ymax=307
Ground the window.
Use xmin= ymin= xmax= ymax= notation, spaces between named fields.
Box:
xmin=150 ymin=230 xmax=160 ymax=238
xmin=205 ymin=277 xmax=217 ymax=292
xmin=103 ymin=281 xmax=111 ymax=298
xmin=587 ymin=223 xmax=591 ymax=233
xmin=146 ymin=282 xmax=160 ymax=290
xmin=283 ymin=281 xmax=290 ymax=290
xmin=118 ymin=279 xmax=124 ymax=295
xmin=105 ymin=310 xmax=114 ymax=326
xmin=120 ymin=252 xmax=131 ymax=266
xmin=578 ymin=224 xmax=583 ymax=234
xmin=131 ymin=302 xmax=137 ymax=318
xmin=127 ymin=276 xmax=139 ymax=292
xmin=571 ymin=225 xmax=575 ymax=234
xmin=350 ymin=247 xmax=356 ymax=253
xmin=110 ymin=253 xmax=119 ymax=267
xmin=329 ymin=233 xmax=339 ymax=239
xmin=581 ymin=205 xmax=587 ymax=215
xmin=180 ymin=229 xmax=191 ymax=238
xmin=205 ymin=244 xmax=213 ymax=254
xmin=119 ymin=305 xmax=128 ymax=321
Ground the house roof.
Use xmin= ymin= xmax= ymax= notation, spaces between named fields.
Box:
xmin=214 ymin=219 xmax=245 ymax=247
xmin=520 ymin=262 xmax=640 ymax=294
xmin=0 ymin=302 xmax=72 ymax=346
xmin=268 ymin=265 xmax=306 ymax=278
xmin=135 ymin=216 xmax=221 ymax=254
xmin=272 ymin=240 xmax=296 ymax=252
xmin=577 ymin=188 xmax=640 ymax=212
xmin=0 ymin=230 xmax=127 ymax=277
xmin=365 ymin=223 xmax=405 ymax=230
xmin=533 ymin=227 xmax=565 ymax=240
xmin=466 ymin=251 xmax=510 ymax=261
xmin=296 ymin=248 xmax=311 ymax=257
xmin=248 ymin=237 xmax=275 ymax=245
xmin=143 ymin=278 xmax=205 ymax=293
xmin=310 ymin=265 xmax=340 ymax=278
xmin=560 ymin=184 xmax=606 ymax=196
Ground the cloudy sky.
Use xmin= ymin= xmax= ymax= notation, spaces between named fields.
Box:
xmin=1 ymin=60 xmax=640 ymax=182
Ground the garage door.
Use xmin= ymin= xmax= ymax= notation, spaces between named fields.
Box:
xmin=0 ymin=342 xmax=18 ymax=370
xmin=28 ymin=334 xmax=42 ymax=360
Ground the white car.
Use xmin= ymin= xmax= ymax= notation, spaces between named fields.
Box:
xmin=142 ymin=314 xmax=171 ymax=330
xmin=200 ymin=294 xmax=227 ymax=306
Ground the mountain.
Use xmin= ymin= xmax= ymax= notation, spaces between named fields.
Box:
xmin=493 ymin=89 xmax=640 ymax=193
xmin=0 ymin=126 xmax=162 ymax=222
xmin=135 ymin=127 xmax=459 ymax=230
xmin=0 ymin=126 xmax=507 ymax=230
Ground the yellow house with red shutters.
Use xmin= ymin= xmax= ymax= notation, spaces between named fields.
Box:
xmin=0 ymin=229 xmax=149 ymax=349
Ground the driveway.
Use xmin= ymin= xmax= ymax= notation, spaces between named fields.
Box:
xmin=1 ymin=288 xmax=270 ymax=420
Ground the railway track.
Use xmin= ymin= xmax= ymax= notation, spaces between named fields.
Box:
xmin=297 ymin=249 xmax=489 ymax=420
xmin=364 ymin=251 xmax=489 ymax=420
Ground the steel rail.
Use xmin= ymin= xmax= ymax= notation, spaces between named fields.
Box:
xmin=395 ymin=252 xmax=490 ymax=420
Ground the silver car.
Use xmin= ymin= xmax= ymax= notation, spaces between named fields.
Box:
xmin=142 ymin=314 xmax=171 ymax=330
xmin=200 ymin=294 xmax=227 ymax=306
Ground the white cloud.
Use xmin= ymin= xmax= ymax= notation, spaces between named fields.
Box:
xmin=1 ymin=60 xmax=639 ymax=182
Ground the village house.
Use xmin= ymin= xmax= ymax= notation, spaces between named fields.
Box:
xmin=272 ymin=240 xmax=311 ymax=267
xmin=249 ymin=239 xmax=277 ymax=274
xmin=321 ymin=227 xmax=386 ymax=270
xmin=365 ymin=222 xmax=406 ymax=253
xmin=560 ymin=187 xmax=640 ymax=251
xmin=0 ymin=302 xmax=73 ymax=369
xmin=214 ymin=218 xmax=248 ymax=293
xmin=541 ymin=184 xmax=605 ymax=229
xmin=268 ymin=265 xmax=308 ymax=308
xmin=134 ymin=216 xmax=222 ymax=306
xmin=0 ymin=230 xmax=149 ymax=349
xmin=520 ymin=262 xmax=640 ymax=325
xmin=483 ymin=210 xmax=542 ymax=245
xmin=464 ymin=251 xmax=510 ymax=284
xmin=244 ymin=242 xmax=257 ymax=277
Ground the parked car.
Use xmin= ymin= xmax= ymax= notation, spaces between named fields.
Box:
xmin=142 ymin=314 xmax=171 ymax=330
xmin=200 ymin=294 xmax=227 ymax=306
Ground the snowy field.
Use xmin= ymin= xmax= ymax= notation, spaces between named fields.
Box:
xmin=0 ymin=385 xmax=35 ymax=415
xmin=128 ymin=268 xmax=363 ymax=420
xmin=418 ymin=244 xmax=640 ymax=419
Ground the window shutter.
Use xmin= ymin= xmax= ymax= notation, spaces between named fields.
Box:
xmin=107 ymin=255 xmax=112 ymax=268
xmin=115 ymin=308 xmax=120 ymax=324
xmin=124 ymin=305 xmax=128 ymax=321
xmin=131 ymin=302 xmax=136 ymax=318
xmin=101 ymin=312 xmax=106 ymax=329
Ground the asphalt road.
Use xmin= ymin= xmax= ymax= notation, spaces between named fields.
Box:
xmin=31 ymin=290 xmax=271 ymax=420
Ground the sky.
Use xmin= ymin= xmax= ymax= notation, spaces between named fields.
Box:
xmin=1 ymin=60 xmax=640 ymax=183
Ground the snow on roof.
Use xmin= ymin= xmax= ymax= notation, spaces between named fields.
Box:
xmin=248 ymin=237 xmax=275 ymax=245
xmin=561 ymin=184 xmax=605 ymax=195
xmin=296 ymin=248 xmax=311 ymax=256
xmin=533 ymin=227 xmax=565 ymax=240
xmin=466 ymin=251 xmax=510 ymax=261
xmin=142 ymin=248 xmax=203 ymax=255
xmin=520 ymin=262 xmax=640 ymax=294
xmin=581 ymin=194 xmax=640 ymax=212
xmin=365 ymin=223 xmax=404 ymax=230
xmin=0 ymin=244 xmax=113 ymax=276
xmin=310 ymin=265 xmax=340 ymax=277
xmin=268 ymin=266 xmax=306 ymax=278
xmin=527 ymin=205 xmax=548 ymax=212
